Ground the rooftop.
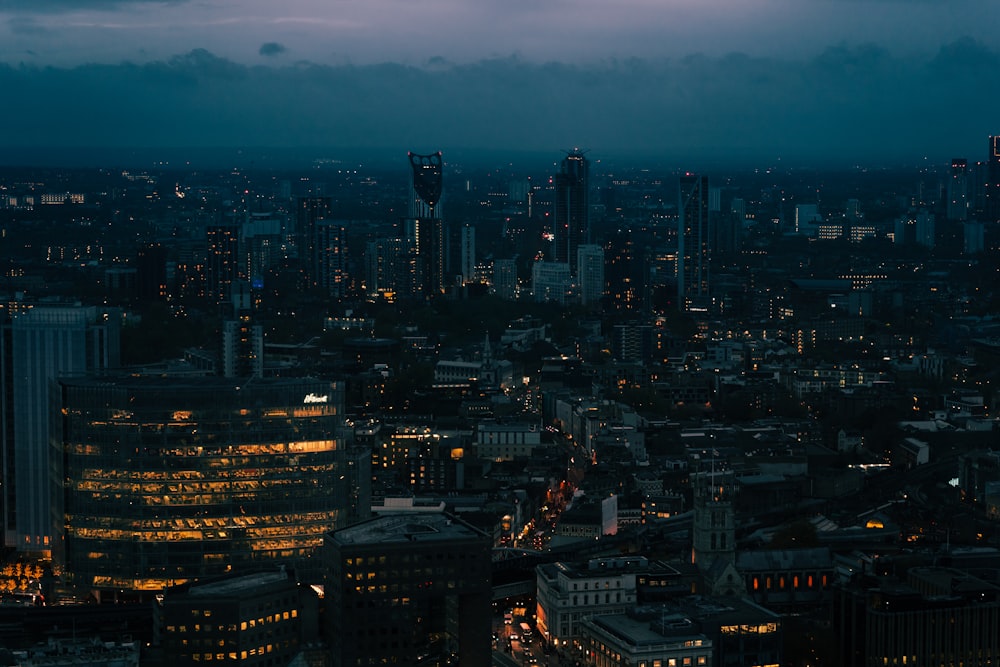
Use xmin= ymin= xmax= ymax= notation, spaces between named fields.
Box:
xmin=330 ymin=512 xmax=486 ymax=546
xmin=188 ymin=570 xmax=290 ymax=597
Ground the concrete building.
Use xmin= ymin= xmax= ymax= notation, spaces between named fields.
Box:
xmin=535 ymin=556 xmax=647 ymax=651
xmin=322 ymin=512 xmax=492 ymax=667
xmin=2 ymin=304 xmax=120 ymax=554
xmin=160 ymin=569 xmax=315 ymax=666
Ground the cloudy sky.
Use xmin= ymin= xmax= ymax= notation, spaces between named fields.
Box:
xmin=1 ymin=0 xmax=999 ymax=166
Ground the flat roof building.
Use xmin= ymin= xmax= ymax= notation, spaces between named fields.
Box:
xmin=56 ymin=376 xmax=348 ymax=595
xmin=160 ymin=568 xmax=314 ymax=667
xmin=322 ymin=512 xmax=492 ymax=667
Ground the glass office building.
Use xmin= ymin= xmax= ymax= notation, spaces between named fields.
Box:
xmin=56 ymin=376 xmax=347 ymax=594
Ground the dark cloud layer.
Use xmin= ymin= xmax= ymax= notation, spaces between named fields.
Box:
xmin=0 ymin=0 xmax=186 ymax=12
xmin=258 ymin=42 xmax=286 ymax=57
xmin=1 ymin=41 xmax=998 ymax=166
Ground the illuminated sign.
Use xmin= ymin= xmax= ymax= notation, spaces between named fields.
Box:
xmin=303 ymin=393 xmax=329 ymax=404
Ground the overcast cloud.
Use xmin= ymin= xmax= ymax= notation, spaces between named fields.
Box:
xmin=0 ymin=0 xmax=997 ymax=165
xmin=1 ymin=40 xmax=998 ymax=166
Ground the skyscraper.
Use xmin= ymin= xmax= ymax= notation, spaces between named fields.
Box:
xmin=576 ymin=243 xmax=605 ymax=306
xmin=316 ymin=219 xmax=349 ymax=298
xmin=677 ymin=173 xmax=710 ymax=311
xmin=407 ymin=151 xmax=446 ymax=296
xmin=135 ymin=243 xmax=168 ymax=302
xmin=553 ymin=149 xmax=589 ymax=274
xmin=297 ymin=196 xmax=332 ymax=285
xmin=206 ymin=222 xmax=239 ymax=305
xmin=947 ymin=158 xmax=969 ymax=222
xmin=491 ymin=259 xmax=518 ymax=300
xmin=3 ymin=305 xmax=120 ymax=553
xmin=220 ymin=280 xmax=264 ymax=378
xmin=459 ymin=223 xmax=476 ymax=285
xmin=987 ymin=136 xmax=1000 ymax=222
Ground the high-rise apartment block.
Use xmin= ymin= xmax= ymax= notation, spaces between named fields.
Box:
xmin=316 ymin=219 xmax=349 ymax=298
xmin=576 ymin=244 xmax=605 ymax=306
xmin=220 ymin=281 xmax=263 ymax=378
xmin=297 ymin=196 xmax=332 ymax=285
xmin=206 ymin=223 xmax=240 ymax=305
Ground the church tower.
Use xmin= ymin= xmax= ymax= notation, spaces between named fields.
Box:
xmin=691 ymin=469 xmax=745 ymax=596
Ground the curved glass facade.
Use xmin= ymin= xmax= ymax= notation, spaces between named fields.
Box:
xmin=57 ymin=376 xmax=346 ymax=592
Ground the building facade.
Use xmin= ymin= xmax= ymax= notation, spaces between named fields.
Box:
xmin=322 ymin=512 xmax=492 ymax=667
xmin=56 ymin=376 xmax=347 ymax=593
xmin=677 ymin=174 xmax=710 ymax=312
xmin=553 ymin=150 xmax=590 ymax=274
xmin=4 ymin=304 xmax=120 ymax=554
xmin=535 ymin=556 xmax=649 ymax=651
xmin=160 ymin=569 xmax=314 ymax=666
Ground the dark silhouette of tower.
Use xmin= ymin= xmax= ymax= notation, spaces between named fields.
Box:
xmin=297 ymin=196 xmax=332 ymax=286
xmin=986 ymin=136 xmax=1000 ymax=222
xmin=948 ymin=158 xmax=969 ymax=222
xmin=678 ymin=173 xmax=710 ymax=312
xmin=553 ymin=149 xmax=589 ymax=274
xmin=206 ymin=222 xmax=239 ymax=305
xmin=407 ymin=151 xmax=445 ymax=296
xmin=409 ymin=151 xmax=443 ymax=216
xmin=135 ymin=243 xmax=168 ymax=302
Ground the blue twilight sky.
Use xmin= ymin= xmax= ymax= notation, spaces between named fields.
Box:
xmin=1 ymin=0 xmax=999 ymax=165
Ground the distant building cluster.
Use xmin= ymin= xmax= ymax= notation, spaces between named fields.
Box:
xmin=3 ymin=140 xmax=1000 ymax=665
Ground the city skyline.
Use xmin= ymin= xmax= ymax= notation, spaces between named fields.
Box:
xmin=0 ymin=1 xmax=999 ymax=165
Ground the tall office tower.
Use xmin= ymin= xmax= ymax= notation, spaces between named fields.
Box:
xmin=605 ymin=230 xmax=647 ymax=314
xmin=491 ymin=259 xmax=518 ymax=300
xmin=364 ymin=238 xmax=420 ymax=300
xmin=316 ymin=219 xmax=349 ymax=298
xmin=56 ymin=376 xmax=349 ymax=593
xmin=987 ymin=136 xmax=1000 ymax=222
xmin=242 ymin=213 xmax=282 ymax=290
xmin=206 ymin=222 xmax=240 ymax=305
xmin=296 ymin=196 xmax=332 ymax=283
xmin=576 ymin=244 xmax=605 ymax=306
xmin=915 ymin=210 xmax=936 ymax=248
xmin=3 ymin=305 xmax=119 ymax=553
xmin=459 ymin=223 xmax=476 ymax=285
xmin=553 ymin=149 xmax=589 ymax=274
xmin=677 ymin=173 xmax=710 ymax=312
xmin=531 ymin=261 xmax=572 ymax=304
xmin=948 ymin=158 xmax=969 ymax=222
xmin=322 ymin=513 xmax=492 ymax=667
xmin=407 ymin=152 xmax=446 ymax=296
xmin=135 ymin=243 xmax=168 ymax=302
xmin=965 ymin=221 xmax=985 ymax=255
xmin=221 ymin=281 xmax=264 ymax=378
xmin=0 ymin=318 xmax=11 ymax=553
